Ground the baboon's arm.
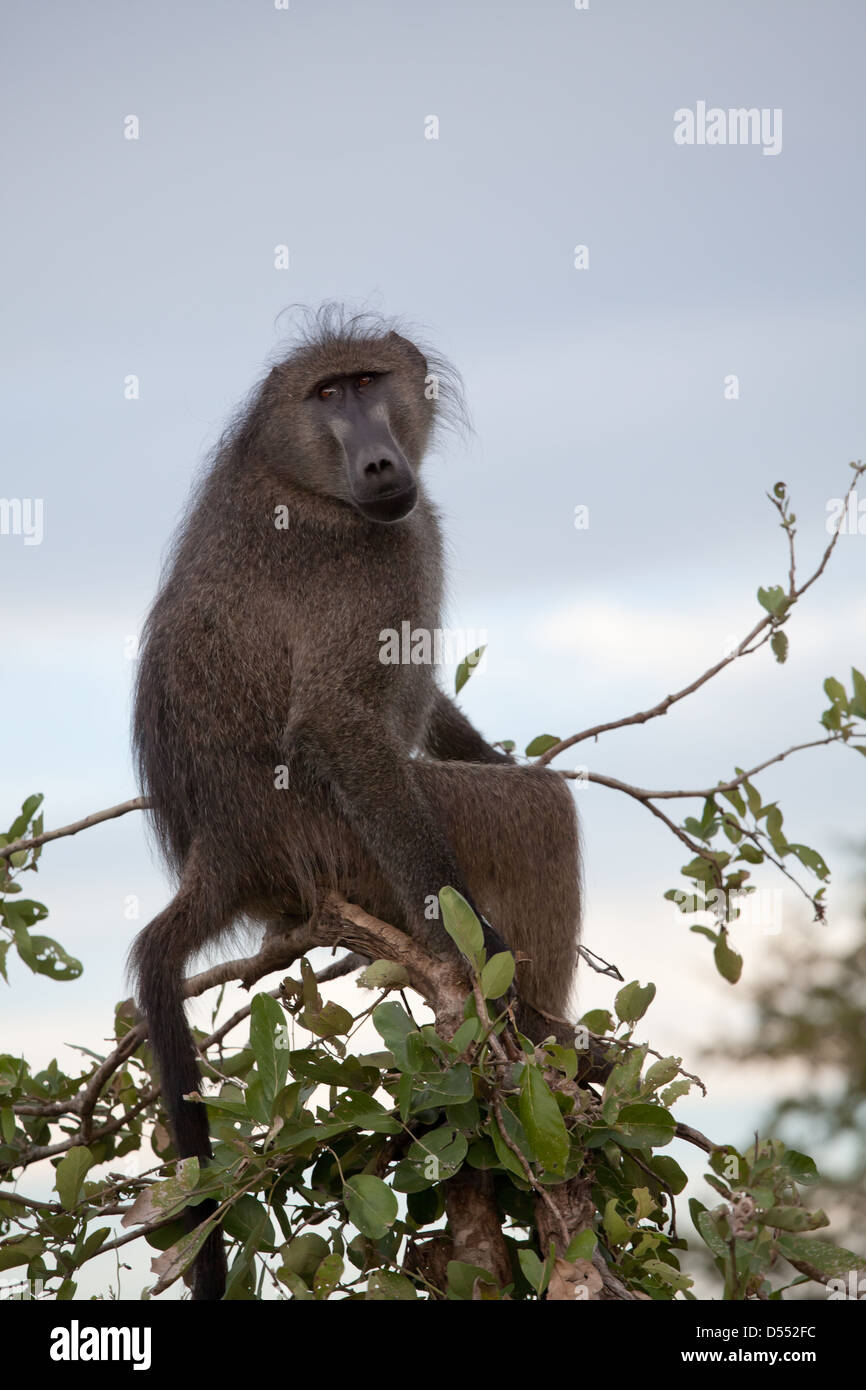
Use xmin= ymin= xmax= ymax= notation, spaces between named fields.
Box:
xmin=289 ymin=712 xmax=509 ymax=960
xmin=422 ymin=688 xmax=512 ymax=765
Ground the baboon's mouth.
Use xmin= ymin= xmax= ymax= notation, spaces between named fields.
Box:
xmin=353 ymin=484 xmax=418 ymax=524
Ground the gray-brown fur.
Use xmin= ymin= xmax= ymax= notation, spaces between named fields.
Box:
xmin=130 ymin=306 xmax=581 ymax=1299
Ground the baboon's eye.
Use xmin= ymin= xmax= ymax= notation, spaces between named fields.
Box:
xmin=318 ymin=384 xmax=338 ymax=400
xmin=356 ymin=374 xmax=373 ymax=388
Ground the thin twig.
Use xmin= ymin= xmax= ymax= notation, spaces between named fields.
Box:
xmin=537 ymin=462 xmax=865 ymax=767
xmin=0 ymin=797 xmax=148 ymax=859
xmin=560 ymin=736 xmax=843 ymax=799
xmin=674 ymin=1122 xmax=717 ymax=1154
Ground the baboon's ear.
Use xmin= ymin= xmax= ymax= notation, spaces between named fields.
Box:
xmin=388 ymin=332 xmax=428 ymax=373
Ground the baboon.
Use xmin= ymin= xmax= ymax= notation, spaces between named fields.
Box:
xmin=131 ymin=306 xmax=581 ymax=1300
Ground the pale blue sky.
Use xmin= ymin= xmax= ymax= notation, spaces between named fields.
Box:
xmin=1 ymin=0 xmax=865 ymax=1295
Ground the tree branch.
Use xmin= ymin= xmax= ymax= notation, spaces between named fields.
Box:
xmin=537 ymin=462 xmax=865 ymax=768
xmin=0 ymin=797 xmax=148 ymax=859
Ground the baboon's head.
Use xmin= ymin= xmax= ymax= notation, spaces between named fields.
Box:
xmin=257 ymin=307 xmax=464 ymax=523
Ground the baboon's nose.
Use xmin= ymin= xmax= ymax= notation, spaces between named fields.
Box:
xmin=363 ymin=457 xmax=396 ymax=479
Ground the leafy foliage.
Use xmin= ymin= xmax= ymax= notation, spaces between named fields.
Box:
xmin=1 ymin=854 xmax=862 ymax=1300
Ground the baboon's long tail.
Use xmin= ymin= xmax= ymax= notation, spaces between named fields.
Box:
xmin=131 ymin=893 xmax=227 ymax=1301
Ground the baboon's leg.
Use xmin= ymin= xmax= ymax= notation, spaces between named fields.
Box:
xmin=287 ymin=718 xmax=510 ymax=963
xmin=414 ymin=761 xmax=581 ymax=1021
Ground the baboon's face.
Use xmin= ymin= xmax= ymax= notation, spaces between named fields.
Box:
xmin=307 ymin=370 xmax=419 ymax=522
xmin=273 ymin=333 xmax=434 ymax=523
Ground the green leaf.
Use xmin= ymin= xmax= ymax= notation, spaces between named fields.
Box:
xmin=480 ymin=951 xmax=515 ymax=1000
xmin=371 ymin=1002 xmax=416 ymax=1071
xmin=0 ymin=1236 xmax=44 ymax=1270
xmin=696 ymin=1209 xmax=729 ymax=1260
xmin=357 ymin=959 xmax=410 ymax=990
xmin=602 ymin=1044 xmax=646 ymax=1112
xmin=660 ymin=1079 xmax=693 ymax=1107
xmin=614 ymin=980 xmax=656 ymax=1025
xmin=455 ymin=645 xmax=487 ymax=695
xmin=787 ymin=843 xmax=830 ymax=881
xmin=366 ymin=1269 xmax=418 ymax=1300
xmin=343 ymin=1175 xmax=398 ymax=1240
xmin=737 ymin=843 xmax=764 ymax=864
xmin=409 ymin=1062 xmax=474 ymax=1111
xmin=466 ymin=1139 xmax=501 ymax=1171
xmin=249 ymin=993 xmax=289 ymax=1111
xmin=125 ymin=1158 xmax=202 ymax=1225
xmin=617 ymin=1103 xmax=677 ymax=1150
xmin=781 ymin=1149 xmax=820 ymax=1186
xmin=1 ymin=898 xmax=47 ymax=928
xmin=680 ymin=855 xmax=719 ymax=888
xmin=488 ymin=1105 xmax=532 ymax=1179
xmin=757 ymin=585 xmax=788 ymax=617
xmin=770 ymin=631 xmax=788 ymax=664
xmin=851 ymin=668 xmax=866 ymax=719
xmin=313 ymin=1251 xmax=344 ymax=1299
xmin=276 ymin=1267 xmax=314 ymax=1299
xmin=79 ymin=1226 xmax=110 ymax=1262
xmin=721 ymin=785 xmax=746 ymax=817
xmin=823 ymin=675 xmax=849 ymax=709
xmin=603 ymin=1197 xmax=631 ymax=1245
xmin=395 ymin=1128 xmax=468 ymax=1190
xmin=15 ymin=935 xmax=82 ymax=982
xmin=447 ymin=1260 xmax=502 ymax=1299
xmin=579 ymin=1008 xmax=614 ymax=1034
xmin=645 ymin=1056 xmax=681 ymax=1090
xmin=713 ymin=931 xmax=742 ymax=984
xmin=649 ymin=1155 xmax=688 ymax=1194
xmin=742 ymin=777 xmax=762 ymax=819
xmin=329 ymin=1092 xmax=400 ymax=1134
xmin=244 ymin=1076 xmax=271 ymax=1126
xmin=760 ymin=1206 xmax=828 ymax=1233
xmin=56 ymin=1146 xmax=94 ymax=1210
xmin=279 ymin=1233 xmax=329 ymax=1282
xmin=222 ymin=1194 xmax=276 ymax=1249
xmin=450 ymin=1018 xmax=481 ymax=1053
xmin=407 ymin=1186 xmax=444 ymax=1229
xmin=777 ymin=1234 xmax=866 ymax=1279
xmin=438 ymin=887 xmax=484 ymax=965
xmin=517 ymin=1246 xmax=555 ymax=1296
xmin=304 ymin=1000 xmax=354 ymax=1039
xmin=20 ymin=793 xmax=44 ymax=822
xmin=524 ymin=734 xmax=561 ymax=757
xmin=7 ymin=795 xmax=44 ymax=841
xmin=764 ymin=805 xmax=787 ymax=855
xmin=542 ymin=1043 xmax=578 ymax=1082
xmin=518 ymin=1064 xmax=569 ymax=1173
xmin=644 ymin=1258 xmax=692 ymax=1292
xmin=565 ymin=1229 xmax=597 ymax=1262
